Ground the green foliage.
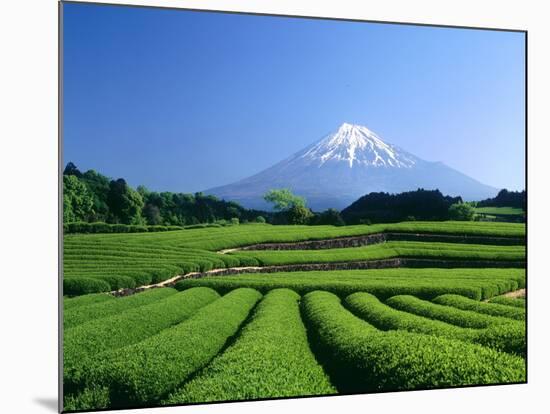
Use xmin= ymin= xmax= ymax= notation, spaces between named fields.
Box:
xmin=433 ymin=294 xmax=525 ymax=321
xmin=386 ymin=295 xmax=519 ymax=328
xmin=107 ymin=178 xmax=145 ymax=225
xmin=488 ymin=295 xmax=525 ymax=308
xmin=63 ymin=222 xmax=184 ymax=234
xmin=80 ymin=169 xmax=111 ymax=222
xmin=311 ymin=208 xmax=346 ymax=226
xmin=230 ymin=217 xmax=240 ymax=225
xmin=63 ymin=162 xmax=82 ymax=177
xmin=64 ymin=387 xmax=110 ymax=412
xmin=61 ymin=210 xmax=527 ymax=408
xmin=64 ymin=287 xmax=220 ymax=394
xmin=176 ymin=268 xmax=525 ymax=301
xmin=64 ymin=278 xmax=111 ymax=296
xmin=263 ymin=188 xmax=306 ymax=211
xmin=64 ymin=221 xmax=525 ymax=295
xmin=143 ymin=203 xmax=162 ymax=225
xmin=255 ymin=215 xmax=266 ymax=223
xmin=286 ymin=204 xmax=314 ymax=224
xmin=64 ymin=288 xmax=176 ymax=329
xmin=342 ymin=189 xmax=462 ymax=224
xmin=345 ymin=292 xmax=476 ymax=341
xmin=95 ymin=275 xmax=136 ymax=290
xmin=474 ymin=207 xmax=525 ymax=216
xmin=474 ymin=323 xmax=526 ymax=358
xmin=301 ymin=291 xmax=525 ymax=393
xmin=448 ymin=203 xmax=475 ymax=221
xmin=63 ymin=175 xmax=95 ymax=223
xmin=477 ymin=189 xmax=526 ymax=209
xmin=164 ymin=289 xmax=335 ymax=404
xmin=84 ymin=288 xmax=262 ymax=409
xmin=234 ymin=241 xmax=525 ymax=266
xmin=345 ymin=292 xmax=524 ymax=357
xmin=63 ymin=293 xmax=115 ymax=310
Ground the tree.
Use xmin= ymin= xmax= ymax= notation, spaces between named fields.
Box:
xmin=136 ymin=185 xmax=150 ymax=198
xmin=80 ymin=169 xmax=110 ymax=222
xmin=287 ymin=204 xmax=313 ymax=225
xmin=448 ymin=203 xmax=475 ymax=221
xmin=143 ymin=203 xmax=162 ymax=225
xmin=107 ymin=178 xmax=145 ymax=224
xmin=63 ymin=162 xmax=82 ymax=177
xmin=63 ymin=175 xmax=94 ymax=222
xmin=255 ymin=215 xmax=266 ymax=223
xmin=263 ymin=188 xmax=306 ymax=211
xmin=312 ymin=208 xmax=346 ymax=226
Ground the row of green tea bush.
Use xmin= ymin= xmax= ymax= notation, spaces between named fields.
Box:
xmin=63 ymin=286 xmax=526 ymax=410
xmin=345 ymin=292 xmax=525 ymax=357
xmin=69 ymin=288 xmax=261 ymax=410
xmin=64 ymin=287 xmax=220 ymax=394
xmin=176 ymin=268 xmax=525 ymax=301
xmin=386 ymin=295 xmax=516 ymax=329
xmin=64 ymin=288 xmax=176 ymax=329
xmin=234 ymin=241 xmax=525 ymax=266
xmin=301 ymin=291 xmax=525 ymax=393
xmin=163 ymin=289 xmax=336 ymax=405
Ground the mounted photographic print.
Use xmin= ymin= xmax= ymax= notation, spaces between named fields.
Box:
xmin=60 ymin=1 xmax=526 ymax=412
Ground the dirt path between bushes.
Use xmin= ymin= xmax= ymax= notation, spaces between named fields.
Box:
xmin=502 ymin=288 xmax=526 ymax=299
xmin=482 ymin=288 xmax=526 ymax=302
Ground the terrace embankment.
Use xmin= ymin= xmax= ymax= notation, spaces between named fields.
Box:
xmin=112 ymin=257 xmax=525 ymax=297
xmin=219 ymin=232 xmax=525 ymax=253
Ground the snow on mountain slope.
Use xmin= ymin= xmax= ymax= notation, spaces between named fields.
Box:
xmin=300 ymin=122 xmax=417 ymax=168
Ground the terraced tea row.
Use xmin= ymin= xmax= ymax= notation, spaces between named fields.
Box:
xmin=64 ymin=285 xmax=525 ymax=411
xmin=176 ymin=268 xmax=525 ymax=301
xmin=64 ymin=221 xmax=525 ymax=295
xmin=65 ymin=221 xmax=525 ymax=252
xmin=231 ymin=242 xmax=525 ymax=266
xmin=433 ymin=294 xmax=525 ymax=320
xmin=64 ymin=288 xmax=176 ymax=329
xmin=488 ymin=295 xmax=526 ymax=308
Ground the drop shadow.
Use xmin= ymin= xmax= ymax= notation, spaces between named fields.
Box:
xmin=34 ymin=397 xmax=58 ymax=412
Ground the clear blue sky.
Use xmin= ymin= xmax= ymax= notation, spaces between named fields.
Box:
xmin=63 ymin=2 xmax=525 ymax=193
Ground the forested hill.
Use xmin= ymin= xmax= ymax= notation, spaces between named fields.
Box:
xmin=477 ymin=189 xmax=526 ymax=210
xmin=62 ymin=162 xmax=265 ymax=226
xmin=341 ymin=189 xmax=463 ymax=224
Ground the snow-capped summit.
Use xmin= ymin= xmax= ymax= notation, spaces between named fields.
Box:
xmin=205 ymin=122 xmax=498 ymax=210
xmin=301 ymin=122 xmax=417 ymax=168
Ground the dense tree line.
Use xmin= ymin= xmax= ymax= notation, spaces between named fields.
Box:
xmin=477 ymin=189 xmax=526 ymax=210
xmin=64 ymin=163 xmax=519 ymax=228
xmin=63 ymin=163 xmax=266 ymax=225
xmin=340 ymin=189 xmax=462 ymax=224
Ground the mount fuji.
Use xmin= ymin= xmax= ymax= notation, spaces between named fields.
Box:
xmin=205 ymin=123 xmax=498 ymax=211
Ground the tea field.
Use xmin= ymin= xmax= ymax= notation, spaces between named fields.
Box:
xmin=63 ymin=221 xmax=526 ymax=411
